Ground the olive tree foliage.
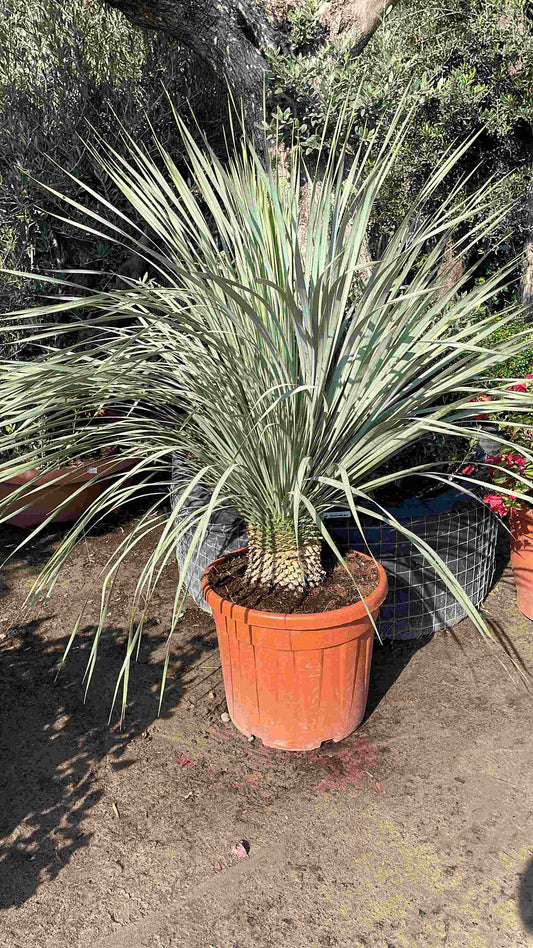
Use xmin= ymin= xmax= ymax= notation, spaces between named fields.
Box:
xmin=3 ymin=0 xmax=532 ymax=346
xmin=0 ymin=0 xmax=224 ymax=353
xmin=266 ymin=0 xmax=533 ymax=300
xmin=95 ymin=0 xmax=533 ymax=308
xmin=0 ymin=0 xmax=387 ymax=342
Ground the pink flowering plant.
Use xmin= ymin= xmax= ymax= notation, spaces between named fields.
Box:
xmin=479 ymin=372 xmax=533 ymax=516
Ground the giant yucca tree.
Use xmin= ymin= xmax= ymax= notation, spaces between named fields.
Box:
xmin=2 ymin=102 xmax=533 ymax=710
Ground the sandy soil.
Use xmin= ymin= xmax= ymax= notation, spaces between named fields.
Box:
xmin=0 ymin=511 xmax=532 ymax=948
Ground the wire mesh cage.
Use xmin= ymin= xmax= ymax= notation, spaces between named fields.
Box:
xmin=327 ymin=491 xmax=499 ymax=639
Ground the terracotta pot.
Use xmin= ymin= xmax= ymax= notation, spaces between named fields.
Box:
xmin=202 ymin=549 xmax=388 ymax=751
xmin=0 ymin=456 xmax=136 ymax=529
xmin=510 ymin=507 xmax=533 ymax=620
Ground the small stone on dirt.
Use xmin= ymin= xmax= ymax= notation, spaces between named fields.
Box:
xmin=231 ymin=841 xmax=249 ymax=859
xmin=247 ymin=735 xmax=255 ymax=742
xmin=221 ymin=712 xmax=230 ymax=723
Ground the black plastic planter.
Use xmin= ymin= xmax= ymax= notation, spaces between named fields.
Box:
xmin=170 ymin=458 xmax=247 ymax=613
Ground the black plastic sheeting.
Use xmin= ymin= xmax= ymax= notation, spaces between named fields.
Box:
xmin=170 ymin=458 xmax=247 ymax=613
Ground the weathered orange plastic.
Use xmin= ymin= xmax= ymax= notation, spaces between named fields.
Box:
xmin=202 ymin=549 xmax=388 ymax=751
xmin=510 ymin=508 xmax=533 ymax=620
xmin=0 ymin=457 xmax=135 ymax=529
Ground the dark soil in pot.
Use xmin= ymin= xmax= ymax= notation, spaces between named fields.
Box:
xmin=208 ymin=548 xmax=380 ymax=614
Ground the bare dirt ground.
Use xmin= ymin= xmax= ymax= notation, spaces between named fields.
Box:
xmin=0 ymin=509 xmax=532 ymax=948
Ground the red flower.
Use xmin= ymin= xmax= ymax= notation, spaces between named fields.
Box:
xmin=486 ymin=454 xmax=502 ymax=466
xmin=509 ymin=382 xmax=527 ymax=393
xmin=461 ymin=464 xmax=476 ymax=475
xmin=483 ymin=493 xmax=507 ymax=516
xmin=500 ymin=453 xmax=527 ymax=469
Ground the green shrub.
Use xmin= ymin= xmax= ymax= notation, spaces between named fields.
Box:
xmin=482 ymin=315 xmax=533 ymax=380
xmin=0 ymin=0 xmax=224 ymax=356
xmin=286 ymin=0 xmax=329 ymax=53
xmin=265 ymin=0 xmax=533 ymax=275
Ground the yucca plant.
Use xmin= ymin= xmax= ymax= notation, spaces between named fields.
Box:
xmin=2 ymin=102 xmax=533 ymax=714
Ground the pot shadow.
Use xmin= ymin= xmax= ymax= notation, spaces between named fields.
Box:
xmin=0 ymin=607 xmax=215 ymax=910
xmin=520 ymin=857 xmax=533 ymax=932
xmin=364 ymin=634 xmax=431 ymax=720
xmin=493 ymin=521 xmax=511 ymax=584
xmin=364 ymin=521 xmax=514 ymax=720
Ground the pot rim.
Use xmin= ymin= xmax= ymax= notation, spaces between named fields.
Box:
xmin=202 ymin=547 xmax=388 ymax=630
xmin=0 ymin=454 xmax=137 ymax=487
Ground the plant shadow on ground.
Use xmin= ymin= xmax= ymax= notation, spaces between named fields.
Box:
xmin=0 ymin=504 xmax=517 ymax=910
xmin=520 ymin=857 xmax=533 ymax=932
xmin=0 ymin=614 xmax=218 ymax=910
xmin=0 ymin=486 xmax=219 ymax=910
xmin=364 ymin=634 xmax=430 ymax=719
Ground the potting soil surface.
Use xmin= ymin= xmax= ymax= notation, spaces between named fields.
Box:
xmin=208 ymin=548 xmax=380 ymax=613
xmin=0 ymin=508 xmax=532 ymax=948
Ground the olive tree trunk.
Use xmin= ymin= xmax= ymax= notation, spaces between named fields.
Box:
xmin=100 ymin=0 xmax=284 ymax=125
xmin=100 ymin=0 xmax=396 ymax=120
xmin=97 ymin=0 xmax=401 ymax=279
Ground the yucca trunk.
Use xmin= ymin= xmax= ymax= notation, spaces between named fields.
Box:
xmin=245 ymin=520 xmax=325 ymax=592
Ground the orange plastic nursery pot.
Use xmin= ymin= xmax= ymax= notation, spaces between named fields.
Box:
xmin=510 ymin=507 xmax=533 ymax=621
xmin=202 ymin=549 xmax=388 ymax=751
xmin=0 ymin=456 xmax=136 ymax=530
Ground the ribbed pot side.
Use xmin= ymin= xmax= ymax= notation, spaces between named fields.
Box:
xmin=202 ymin=549 xmax=388 ymax=751
xmin=510 ymin=507 xmax=533 ymax=621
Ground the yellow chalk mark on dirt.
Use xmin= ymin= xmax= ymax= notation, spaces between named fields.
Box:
xmin=327 ymin=810 xmax=528 ymax=945
xmin=351 ymin=840 xmax=465 ymax=893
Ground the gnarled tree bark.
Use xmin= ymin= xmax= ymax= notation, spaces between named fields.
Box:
xmin=95 ymin=0 xmax=401 ymax=270
xmin=99 ymin=1 xmax=396 ymax=121
xmin=101 ymin=0 xmax=286 ymax=125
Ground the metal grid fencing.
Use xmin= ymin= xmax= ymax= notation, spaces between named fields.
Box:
xmin=328 ymin=496 xmax=499 ymax=639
